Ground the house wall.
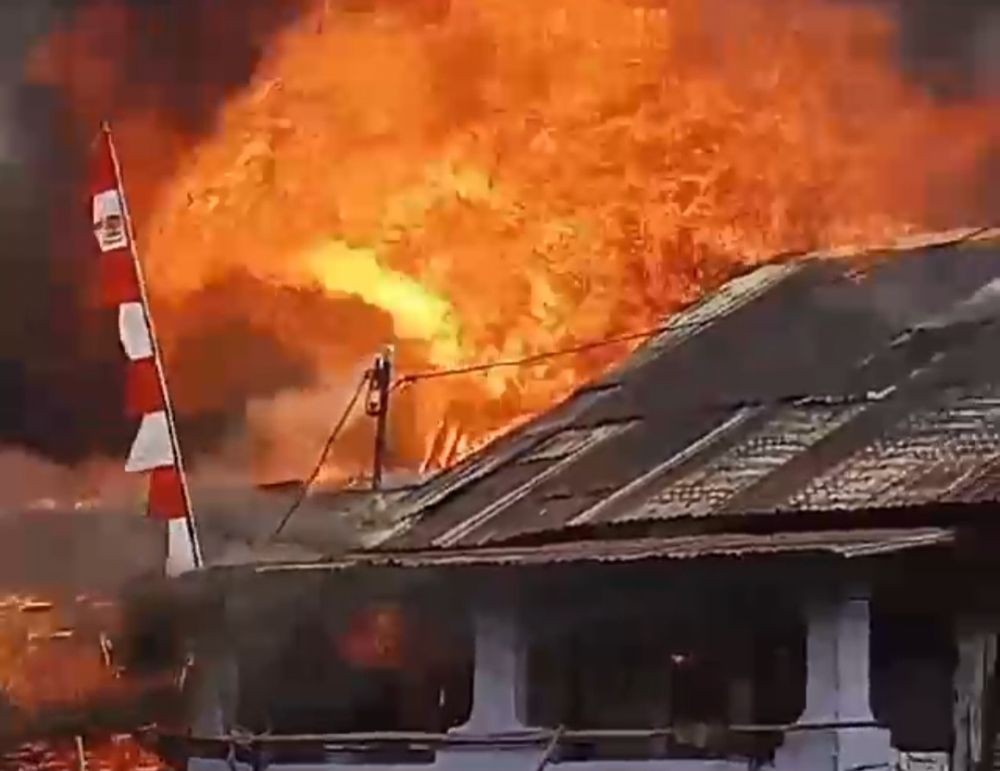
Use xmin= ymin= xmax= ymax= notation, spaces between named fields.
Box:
xmin=186 ymin=583 xmax=905 ymax=771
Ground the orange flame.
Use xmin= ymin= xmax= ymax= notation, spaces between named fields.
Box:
xmin=33 ymin=0 xmax=1000 ymax=477
xmin=2 ymin=735 xmax=165 ymax=771
xmin=0 ymin=595 xmax=170 ymax=770
xmin=0 ymin=595 xmax=117 ymax=712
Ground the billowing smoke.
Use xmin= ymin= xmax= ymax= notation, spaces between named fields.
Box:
xmin=0 ymin=0 xmax=312 ymax=471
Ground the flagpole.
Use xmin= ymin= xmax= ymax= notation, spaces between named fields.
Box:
xmin=101 ymin=122 xmax=203 ymax=570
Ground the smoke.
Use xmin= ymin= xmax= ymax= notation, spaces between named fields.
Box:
xmin=894 ymin=0 xmax=1000 ymax=98
xmin=0 ymin=0 xmax=312 ymax=472
xmin=972 ymin=8 xmax=1000 ymax=96
xmin=0 ymin=0 xmax=996 ymax=482
xmin=0 ymin=447 xmax=154 ymax=590
xmin=244 ymin=380 xmax=369 ymax=484
xmin=0 ymin=443 xmax=369 ymax=591
xmin=0 ymin=448 xmax=127 ymax=512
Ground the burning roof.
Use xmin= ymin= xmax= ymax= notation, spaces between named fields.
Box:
xmin=347 ymin=229 xmax=1000 ymax=554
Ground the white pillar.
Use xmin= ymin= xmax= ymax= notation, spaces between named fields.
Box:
xmin=836 ymin=593 xmax=879 ymax=724
xmin=798 ymin=591 xmax=879 ymax=724
xmin=441 ymin=603 xmax=544 ymax=771
xmin=455 ymin=604 xmax=527 ymax=734
xmin=774 ymin=589 xmax=892 ymax=771
xmin=799 ymin=597 xmax=839 ymax=725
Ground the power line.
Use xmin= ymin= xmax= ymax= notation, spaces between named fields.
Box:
xmin=269 ymin=370 xmax=371 ymax=539
xmin=393 ymin=322 xmax=683 ymax=388
xmin=264 ymin=325 xmax=673 ymax=538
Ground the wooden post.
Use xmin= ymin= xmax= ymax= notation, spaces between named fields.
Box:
xmin=367 ymin=347 xmax=393 ymax=491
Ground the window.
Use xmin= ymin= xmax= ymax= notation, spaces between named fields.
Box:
xmin=236 ymin=599 xmax=473 ymax=738
xmin=525 ymin=588 xmax=804 ymax=762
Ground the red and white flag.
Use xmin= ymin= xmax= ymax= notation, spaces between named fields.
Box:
xmin=91 ymin=124 xmax=202 ymax=577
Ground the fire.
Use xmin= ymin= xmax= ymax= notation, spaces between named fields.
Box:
xmin=1 ymin=736 xmax=165 ymax=771
xmin=32 ymin=0 xmax=1000 ymax=476
xmin=0 ymin=595 xmax=117 ymax=712
xmin=0 ymin=595 xmax=170 ymax=770
xmin=295 ymin=241 xmax=461 ymax=362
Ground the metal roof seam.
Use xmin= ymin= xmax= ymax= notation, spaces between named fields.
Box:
xmin=433 ymin=420 xmax=639 ymax=548
xmin=567 ymin=406 xmax=761 ymax=528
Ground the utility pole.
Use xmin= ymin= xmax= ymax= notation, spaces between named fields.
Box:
xmin=366 ymin=346 xmax=393 ymax=490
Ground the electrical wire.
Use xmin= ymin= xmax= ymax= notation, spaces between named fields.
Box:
xmin=393 ymin=323 xmax=680 ymax=389
xmin=264 ymin=324 xmax=671 ymax=542
xmin=269 ymin=370 xmax=371 ymax=539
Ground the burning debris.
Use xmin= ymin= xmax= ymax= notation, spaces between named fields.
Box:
xmin=0 ymin=583 xmax=209 ymax=770
xmin=0 ymin=735 xmax=165 ymax=771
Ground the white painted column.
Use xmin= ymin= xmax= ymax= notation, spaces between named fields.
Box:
xmin=773 ymin=589 xmax=891 ymax=771
xmin=797 ymin=591 xmax=879 ymax=724
xmin=835 ymin=593 xmax=879 ymax=724
xmin=455 ymin=603 xmax=527 ymax=734
xmin=799 ymin=597 xmax=839 ymax=725
xmin=440 ymin=602 xmax=544 ymax=771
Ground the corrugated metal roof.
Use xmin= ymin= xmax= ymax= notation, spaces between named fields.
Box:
xmin=785 ymin=388 xmax=1000 ymax=511
xmin=260 ymin=528 xmax=954 ymax=573
xmin=604 ymin=261 xmax=806 ymax=384
xmin=618 ymin=404 xmax=867 ymax=523
xmin=432 ymin=421 xmax=637 ymax=548
xmin=369 ymin=232 xmax=1000 ymax=552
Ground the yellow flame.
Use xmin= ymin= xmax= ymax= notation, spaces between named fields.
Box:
xmin=297 ymin=240 xmax=462 ymax=365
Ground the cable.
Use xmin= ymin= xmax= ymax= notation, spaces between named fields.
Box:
xmin=269 ymin=370 xmax=371 ymax=539
xmin=394 ymin=323 xmax=682 ymax=389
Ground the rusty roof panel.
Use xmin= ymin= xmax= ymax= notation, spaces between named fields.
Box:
xmin=261 ymin=528 xmax=954 ymax=573
xmin=783 ymin=389 xmax=1000 ymax=511
xmin=946 ymin=457 xmax=1000 ymax=503
xmin=627 ymin=404 xmax=866 ymax=522
xmin=450 ymin=407 xmax=750 ymax=545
